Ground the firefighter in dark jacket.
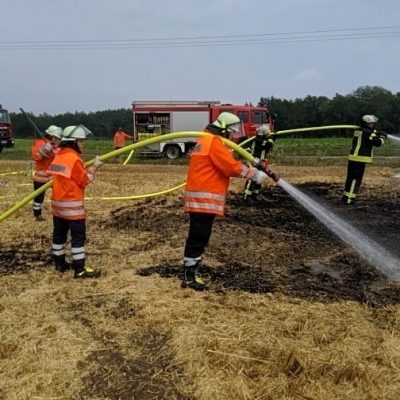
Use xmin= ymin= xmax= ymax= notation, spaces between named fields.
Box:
xmin=342 ymin=115 xmax=386 ymax=204
xmin=243 ymin=125 xmax=275 ymax=201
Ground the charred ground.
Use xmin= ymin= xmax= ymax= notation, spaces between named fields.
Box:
xmin=3 ymin=181 xmax=398 ymax=308
xmin=136 ymin=182 xmax=400 ymax=307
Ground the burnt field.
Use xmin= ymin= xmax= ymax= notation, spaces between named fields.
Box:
xmin=2 ymin=173 xmax=399 ymax=305
xmin=109 ymin=182 xmax=400 ymax=307
xmin=0 ymin=162 xmax=400 ymax=399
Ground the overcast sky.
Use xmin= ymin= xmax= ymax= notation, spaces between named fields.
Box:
xmin=1 ymin=0 xmax=399 ymax=115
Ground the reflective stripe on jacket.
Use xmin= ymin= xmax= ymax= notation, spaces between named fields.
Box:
xmin=47 ymin=147 xmax=91 ymax=220
xmin=348 ymin=128 xmax=384 ymax=163
xmin=31 ymin=139 xmax=55 ymax=183
xmin=184 ymin=133 xmax=255 ymax=216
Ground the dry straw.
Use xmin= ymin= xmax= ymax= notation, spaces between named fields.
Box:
xmin=0 ymin=161 xmax=399 ymax=399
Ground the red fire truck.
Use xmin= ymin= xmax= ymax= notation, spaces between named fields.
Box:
xmin=131 ymin=100 xmax=275 ymax=159
xmin=0 ymin=105 xmax=14 ymax=153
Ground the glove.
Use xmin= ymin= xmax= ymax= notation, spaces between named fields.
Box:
xmin=87 ymin=165 xmax=96 ymax=182
xmin=39 ymin=143 xmax=53 ymax=158
xmin=93 ymin=155 xmax=103 ymax=168
xmin=377 ymin=131 xmax=387 ymax=139
xmin=252 ymin=169 xmax=268 ymax=184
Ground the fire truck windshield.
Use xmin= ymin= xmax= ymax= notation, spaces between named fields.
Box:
xmin=251 ymin=110 xmax=269 ymax=124
xmin=0 ymin=110 xmax=11 ymax=124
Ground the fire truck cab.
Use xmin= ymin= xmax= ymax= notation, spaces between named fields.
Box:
xmin=131 ymin=100 xmax=274 ymax=159
xmin=0 ymin=105 xmax=14 ymax=153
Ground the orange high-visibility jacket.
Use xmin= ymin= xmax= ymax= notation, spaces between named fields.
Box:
xmin=31 ymin=138 xmax=56 ymax=183
xmin=47 ymin=148 xmax=93 ymax=220
xmin=184 ymin=133 xmax=255 ymax=216
xmin=113 ymin=130 xmax=133 ymax=148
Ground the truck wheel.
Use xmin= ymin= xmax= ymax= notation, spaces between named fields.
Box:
xmin=164 ymin=145 xmax=181 ymax=160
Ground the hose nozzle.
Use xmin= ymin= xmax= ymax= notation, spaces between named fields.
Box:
xmin=252 ymin=157 xmax=279 ymax=182
xmin=266 ymin=169 xmax=280 ymax=183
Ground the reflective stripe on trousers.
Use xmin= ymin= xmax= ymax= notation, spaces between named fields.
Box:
xmin=71 ymin=246 xmax=85 ymax=260
xmin=32 ymin=202 xmax=42 ymax=211
xmin=52 ymin=242 xmax=66 ymax=256
xmin=183 ymin=256 xmax=202 ymax=267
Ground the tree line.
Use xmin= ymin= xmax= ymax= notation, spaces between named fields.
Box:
xmin=10 ymin=85 xmax=400 ymax=139
xmin=261 ymin=86 xmax=400 ymax=136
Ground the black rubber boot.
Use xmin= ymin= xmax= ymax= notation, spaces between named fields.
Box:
xmin=54 ymin=255 xmax=71 ymax=273
xmin=342 ymin=195 xmax=354 ymax=205
xmin=73 ymin=259 xmax=101 ymax=279
xmin=181 ymin=263 xmax=211 ymax=291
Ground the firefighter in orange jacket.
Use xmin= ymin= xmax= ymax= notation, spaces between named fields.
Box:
xmin=182 ymin=112 xmax=278 ymax=291
xmin=113 ymin=127 xmax=133 ymax=150
xmin=47 ymin=125 xmax=102 ymax=278
xmin=31 ymin=125 xmax=62 ymax=221
xmin=342 ymin=115 xmax=386 ymax=204
xmin=113 ymin=127 xmax=133 ymax=162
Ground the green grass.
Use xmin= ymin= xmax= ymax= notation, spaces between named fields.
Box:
xmin=273 ymin=136 xmax=400 ymax=156
xmin=269 ymin=137 xmax=400 ymax=166
xmin=1 ymin=137 xmax=399 ymax=166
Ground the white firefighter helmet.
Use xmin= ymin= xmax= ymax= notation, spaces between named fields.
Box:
xmin=212 ymin=112 xmax=244 ymax=139
xmin=45 ymin=125 xmax=63 ymax=139
xmin=362 ymin=115 xmax=378 ymax=124
xmin=256 ymin=124 xmax=271 ymax=136
xmin=61 ymin=125 xmax=93 ymax=141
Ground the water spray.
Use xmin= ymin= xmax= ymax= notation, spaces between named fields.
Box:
xmin=387 ymin=134 xmax=400 ymax=144
xmin=277 ymin=179 xmax=400 ymax=280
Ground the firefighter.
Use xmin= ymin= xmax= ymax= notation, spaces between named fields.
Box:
xmin=31 ymin=125 xmax=62 ymax=221
xmin=47 ymin=125 xmax=102 ymax=278
xmin=113 ymin=127 xmax=133 ymax=161
xmin=182 ymin=112 xmax=278 ymax=291
xmin=243 ymin=124 xmax=275 ymax=202
xmin=113 ymin=127 xmax=133 ymax=150
xmin=342 ymin=115 xmax=386 ymax=205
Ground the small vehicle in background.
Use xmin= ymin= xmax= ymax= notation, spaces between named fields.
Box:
xmin=0 ymin=105 xmax=14 ymax=153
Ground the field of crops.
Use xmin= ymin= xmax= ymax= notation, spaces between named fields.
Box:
xmin=1 ymin=144 xmax=400 ymax=399
xmin=2 ymin=136 xmax=400 ymax=165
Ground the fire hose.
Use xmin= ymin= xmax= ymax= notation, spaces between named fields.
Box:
xmin=0 ymin=131 xmax=270 ymax=223
xmin=0 ymin=124 xmax=362 ymax=222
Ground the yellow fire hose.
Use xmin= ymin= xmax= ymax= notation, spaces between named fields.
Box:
xmin=0 ymin=125 xmax=360 ymax=223
xmin=0 ymin=131 xmax=253 ymax=223
xmin=239 ymin=124 xmax=359 ymax=147
xmin=0 ymin=171 xmax=32 ymax=177
xmin=104 ymin=124 xmax=359 ymax=201
xmin=120 ymin=124 xmax=358 ymax=167
xmin=273 ymin=124 xmax=359 ymax=136
xmin=85 ymin=182 xmax=186 ymax=201
xmin=123 ymin=149 xmax=135 ymax=165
